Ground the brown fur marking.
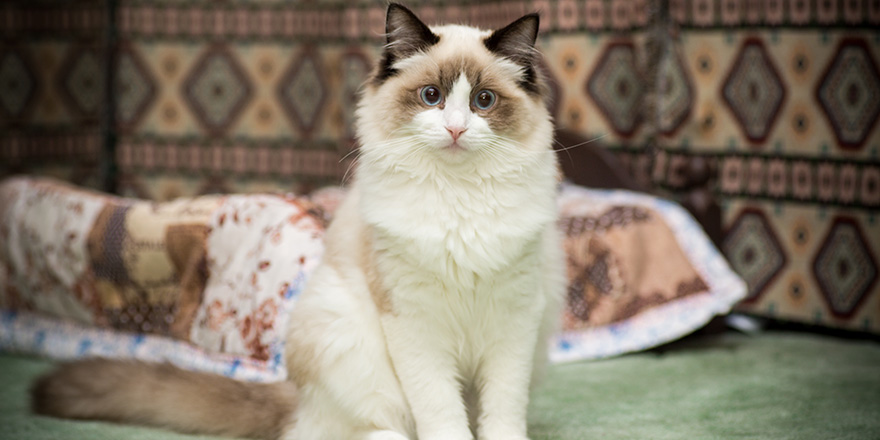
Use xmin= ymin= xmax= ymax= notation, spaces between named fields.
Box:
xmin=377 ymin=51 xmax=543 ymax=142
xmin=363 ymin=227 xmax=393 ymax=315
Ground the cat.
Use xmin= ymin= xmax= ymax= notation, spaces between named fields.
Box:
xmin=31 ymin=4 xmax=565 ymax=440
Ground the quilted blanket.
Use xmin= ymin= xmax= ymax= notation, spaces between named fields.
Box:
xmin=0 ymin=177 xmax=745 ymax=381
xmin=0 ymin=177 xmax=325 ymax=380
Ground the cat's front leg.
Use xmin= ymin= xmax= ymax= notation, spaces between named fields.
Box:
xmin=382 ymin=314 xmax=473 ymax=440
xmin=475 ymin=298 xmax=545 ymax=440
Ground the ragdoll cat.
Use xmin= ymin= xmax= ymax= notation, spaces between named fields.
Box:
xmin=31 ymin=4 xmax=564 ymax=440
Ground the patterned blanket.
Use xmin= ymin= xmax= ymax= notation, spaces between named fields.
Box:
xmin=0 ymin=177 xmax=326 ymax=380
xmin=0 ymin=177 xmax=745 ymax=381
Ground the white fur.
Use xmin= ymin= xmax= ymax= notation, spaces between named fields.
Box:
xmin=443 ymin=74 xmax=471 ymax=133
xmin=282 ymin=22 xmax=564 ymax=440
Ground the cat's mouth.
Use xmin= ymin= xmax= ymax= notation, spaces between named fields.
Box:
xmin=444 ymin=141 xmax=467 ymax=152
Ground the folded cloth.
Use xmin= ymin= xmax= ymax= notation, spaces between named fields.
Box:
xmin=0 ymin=176 xmax=325 ymax=381
xmin=0 ymin=177 xmax=745 ymax=381
xmin=551 ymin=184 xmax=746 ymax=362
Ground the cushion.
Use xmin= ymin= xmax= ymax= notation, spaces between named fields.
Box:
xmin=550 ymin=184 xmax=746 ymax=362
xmin=0 ymin=177 xmax=745 ymax=381
xmin=0 ymin=177 xmax=325 ymax=381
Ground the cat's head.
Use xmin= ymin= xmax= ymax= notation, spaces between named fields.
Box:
xmin=355 ymin=3 xmax=553 ymax=172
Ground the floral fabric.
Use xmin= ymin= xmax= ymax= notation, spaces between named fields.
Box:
xmin=0 ymin=177 xmax=325 ymax=381
xmin=1 ymin=177 xmax=744 ymax=380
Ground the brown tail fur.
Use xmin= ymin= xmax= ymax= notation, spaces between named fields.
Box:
xmin=31 ymin=359 xmax=297 ymax=440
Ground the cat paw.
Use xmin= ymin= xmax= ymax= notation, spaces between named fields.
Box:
xmin=364 ymin=430 xmax=410 ymax=440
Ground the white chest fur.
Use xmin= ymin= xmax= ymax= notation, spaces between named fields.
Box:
xmin=356 ymin=149 xmax=557 ymax=280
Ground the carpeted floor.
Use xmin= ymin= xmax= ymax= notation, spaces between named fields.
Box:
xmin=1 ymin=331 xmax=878 ymax=440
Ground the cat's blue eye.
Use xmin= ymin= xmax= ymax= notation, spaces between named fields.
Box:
xmin=473 ymin=90 xmax=496 ymax=110
xmin=420 ymin=86 xmax=442 ymax=106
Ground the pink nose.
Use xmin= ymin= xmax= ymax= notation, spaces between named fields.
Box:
xmin=446 ymin=126 xmax=466 ymax=141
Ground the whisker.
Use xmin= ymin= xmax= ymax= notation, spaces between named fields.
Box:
xmin=339 ymin=146 xmax=361 ymax=163
xmin=552 ymin=136 xmax=575 ymax=167
xmin=554 ymin=133 xmax=608 ymax=153
xmin=340 ymin=147 xmax=365 ymax=186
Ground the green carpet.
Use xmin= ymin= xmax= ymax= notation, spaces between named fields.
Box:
xmin=1 ymin=332 xmax=878 ymax=440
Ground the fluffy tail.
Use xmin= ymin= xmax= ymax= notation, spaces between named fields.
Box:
xmin=31 ymin=359 xmax=297 ymax=440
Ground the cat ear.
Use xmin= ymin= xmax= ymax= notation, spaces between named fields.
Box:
xmin=386 ymin=3 xmax=439 ymax=56
xmin=484 ymin=13 xmax=540 ymax=69
xmin=374 ymin=3 xmax=439 ymax=84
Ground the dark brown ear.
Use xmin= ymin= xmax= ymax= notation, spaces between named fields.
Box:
xmin=374 ymin=3 xmax=439 ymax=84
xmin=484 ymin=13 xmax=541 ymax=93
